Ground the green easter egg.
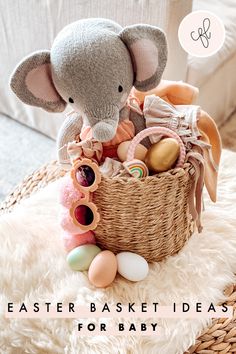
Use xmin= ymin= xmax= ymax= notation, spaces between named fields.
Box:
xmin=67 ymin=244 xmax=101 ymax=271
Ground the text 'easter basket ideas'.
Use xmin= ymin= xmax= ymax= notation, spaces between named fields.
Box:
xmin=87 ymin=126 xmax=196 ymax=263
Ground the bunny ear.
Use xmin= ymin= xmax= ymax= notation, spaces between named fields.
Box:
xmin=120 ymin=25 xmax=168 ymax=92
xmin=10 ymin=50 xmax=66 ymax=112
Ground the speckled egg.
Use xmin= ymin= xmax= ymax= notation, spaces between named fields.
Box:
xmin=88 ymin=250 xmax=117 ymax=288
xmin=116 ymin=252 xmax=149 ymax=282
xmin=59 ymin=175 xmax=83 ymax=208
xmin=67 ymin=244 xmax=101 ymax=271
xmin=117 ymin=141 xmax=147 ymax=162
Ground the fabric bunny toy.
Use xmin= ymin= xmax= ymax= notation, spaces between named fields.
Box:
xmin=10 ymin=18 xmax=168 ymax=169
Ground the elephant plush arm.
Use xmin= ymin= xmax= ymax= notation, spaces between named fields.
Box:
xmin=57 ymin=113 xmax=83 ymax=169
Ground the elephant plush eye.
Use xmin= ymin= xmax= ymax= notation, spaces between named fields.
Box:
xmin=69 ymin=97 xmax=74 ymax=103
xmin=118 ymin=85 xmax=123 ymax=93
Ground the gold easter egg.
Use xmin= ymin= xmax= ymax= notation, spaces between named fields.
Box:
xmin=117 ymin=141 xmax=148 ymax=162
xmin=145 ymin=138 xmax=180 ymax=172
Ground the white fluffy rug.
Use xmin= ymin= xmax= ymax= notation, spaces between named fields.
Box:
xmin=0 ymin=150 xmax=236 ymax=354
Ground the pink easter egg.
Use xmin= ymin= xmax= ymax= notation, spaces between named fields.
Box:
xmin=59 ymin=175 xmax=83 ymax=208
xmin=60 ymin=207 xmax=84 ymax=235
xmin=61 ymin=231 xmax=96 ymax=252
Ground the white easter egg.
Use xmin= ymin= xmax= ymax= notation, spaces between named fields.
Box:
xmin=116 ymin=252 xmax=149 ymax=282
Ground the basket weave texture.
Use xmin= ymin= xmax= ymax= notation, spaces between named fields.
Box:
xmin=0 ymin=161 xmax=235 ymax=353
xmin=94 ymin=163 xmax=195 ymax=262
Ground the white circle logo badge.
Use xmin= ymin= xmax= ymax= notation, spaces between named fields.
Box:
xmin=178 ymin=11 xmax=225 ymax=57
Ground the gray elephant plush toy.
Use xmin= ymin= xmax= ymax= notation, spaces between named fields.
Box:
xmin=10 ymin=18 xmax=167 ymax=168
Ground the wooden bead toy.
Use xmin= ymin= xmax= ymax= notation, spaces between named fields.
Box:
xmin=117 ymin=140 xmax=147 ymax=162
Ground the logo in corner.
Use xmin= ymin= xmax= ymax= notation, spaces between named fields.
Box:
xmin=178 ymin=10 xmax=225 ymax=57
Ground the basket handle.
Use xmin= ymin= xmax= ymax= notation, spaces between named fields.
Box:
xmin=126 ymin=127 xmax=186 ymax=168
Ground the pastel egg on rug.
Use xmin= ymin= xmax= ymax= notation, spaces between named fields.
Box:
xmin=116 ymin=252 xmax=149 ymax=282
xmin=67 ymin=244 xmax=101 ymax=271
xmin=88 ymin=250 xmax=118 ymax=288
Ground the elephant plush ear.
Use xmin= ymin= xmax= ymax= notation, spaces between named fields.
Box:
xmin=119 ymin=25 xmax=168 ymax=92
xmin=10 ymin=50 xmax=66 ymax=112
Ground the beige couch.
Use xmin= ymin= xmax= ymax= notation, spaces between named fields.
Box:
xmin=1 ymin=0 xmax=235 ymax=139
xmin=187 ymin=0 xmax=236 ymax=127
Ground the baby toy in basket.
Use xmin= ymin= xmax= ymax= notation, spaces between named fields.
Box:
xmin=10 ymin=18 xmax=222 ymax=288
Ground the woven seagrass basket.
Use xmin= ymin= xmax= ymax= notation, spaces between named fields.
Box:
xmin=89 ymin=126 xmax=194 ymax=262
xmin=1 ymin=161 xmax=235 ymax=353
xmin=93 ymin=163 xmax=195 ymax=262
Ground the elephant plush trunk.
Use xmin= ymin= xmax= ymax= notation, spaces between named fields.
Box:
xmin=85 ymin=105 xmax=120 ymax=142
